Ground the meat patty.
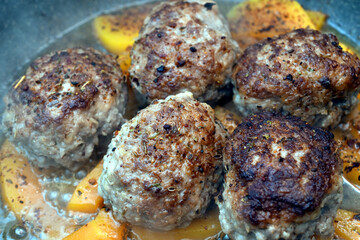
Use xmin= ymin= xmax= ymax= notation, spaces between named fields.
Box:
xmin=2 ymin=47 xmax=127 ymax=169
xmin=98 ymin=92 xmax=226 ymax=231
xmin=129 ymin=0 xmax=239 ymax=103
xmin=232 ymin=28 xmax=360 ymax=128
xmin=217 ymin=112 xmax=342 ymax=240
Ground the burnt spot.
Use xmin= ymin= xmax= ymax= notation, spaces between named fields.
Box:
xmin=284 ymin=74 xmax=294 ymax=83
xmin=156 ymin=65 xmax=165 ymax=73
xmin=204 ymin=2 xmax=216 ymax=10
xmin=319 ymin=77 xmax=331 ymax=89
xmin=259 ymin=25 xmax=274 ymax=33
xmin=71 ymin=81 xmax=79 ymax=86
xmin=132 ymin=77 xmax=139 ymax=86
xmin=331 ymin=41 xmax=339 ymax=47
xmin=332 ymin=97 xmax=347 ymax=106
xmin=344 ymin=162 xmax=360 ymax=173
xmin=354 ymin=214 xmax=360 ymax=221
xmin=163 ymin=124 xmax=172 ymax=131
xmin=190 ymin=47 xmax=197 ymax=52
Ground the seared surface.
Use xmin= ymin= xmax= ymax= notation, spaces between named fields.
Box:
xmin=99 ymin=92 xmax=226 ymax=231
xmin=2 ymin=47 xmax=127 ymax=169
xmin=218 ymin=112 xmax=342 ymax=239
xmin=232 ymin=28 xmax=360 ymax=128
xmin=130 ymin=0 xmax=239 ymax=103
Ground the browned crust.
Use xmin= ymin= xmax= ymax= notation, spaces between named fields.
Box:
xmin=223 ymin=112 xmax=341 ymax=226
xmin=115 ymin=97 xmax=224 ymax=203
xmin=232 ymin=28 xmax=360 ymax=107
xmin=8 ymin=47 xmax=124 ymax=127
xmin=130 ymin=0 xmax=238 ymax=101
xmin=100 ymin=93 xmax=227 ymax=229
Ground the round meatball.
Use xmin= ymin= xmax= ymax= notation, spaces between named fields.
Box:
xmin=129 ymin=0 xmax=239 ymax=103
xmin=2 ymin=47 xmax=128 ymax=169
xmin=232 ymin=28 xmax=360 ymax=128
xmin=98 ymin=92 xmax=226 ymax=231
xmin=217 ymin=112 xmax=342 ymax=240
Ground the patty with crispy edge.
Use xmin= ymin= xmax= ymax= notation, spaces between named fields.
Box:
xmin=130 ymin=0 xmax=239 ymax=103
xmin=232 ymin=28 xmax=360 ymax=128
xmin=2 ymin=47 xmax=127 ymax=169
xmin=99 ymin=92 xmax=226 ymax=231
xmin=217 ymin=112 xmax=342 ymax=240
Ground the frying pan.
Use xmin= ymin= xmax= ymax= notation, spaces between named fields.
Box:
xmin=0 ymin=0 xmax=360 ymax=237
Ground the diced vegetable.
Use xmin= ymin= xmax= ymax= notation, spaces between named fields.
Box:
xmin=306 ymin=10 xmax=327 ymax=30
xmin=334 ymin=209 xmax=360 ymax=240
xmin=0 ymin=140 xmax=41 ymax=215
xmin=93 ymin=5 xmax=153 ymax=75
xmin=0 ymin=140 xmax=77 ymax=239
xmin=67 ymin=160 xmax=104 ymax=213
xmin=338 ymin=141 xmax=360 ymax=188
xmin=93 ymin=15 xmax=139 ymax=56
xmin=227 ymin=0 xmax=316 ymax=48
xmin=93 ymin=15 xmax=136 ymax=74
xmin=63 ymin=208 xmax=128 ymax=240
xmin=333 ymin=96 xmax=360 ymax=188
xmin=214 ymin=106 xmax=242 ymax=134
xmin=130 ymin=207 xmax=222 ymax=240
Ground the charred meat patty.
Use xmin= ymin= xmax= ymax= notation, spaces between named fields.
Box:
xmin=98 ymin=92 xmax=226 ymax=231
xmin=232 ymin=28 xmax=360 ymax=128
xmin=130 ymin=0 xmax=239 ymax=103
xmin=2 ymin=47 xmax=128 ymax=169
xmin=217 ymin=112 xmax=342 ymax=240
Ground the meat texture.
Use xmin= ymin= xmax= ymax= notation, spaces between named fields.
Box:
xmin=130 ymin=0 xmax=239 ymax=103
xmin=2 ymin=47 xmax=128 ymax=169
xmin=232 ymin=28 xmax=360 ymax=128
xmin=217 ymin=112 xmax=343 ymax=240
xmin=99 ymin=92 xmax=226 ymax=231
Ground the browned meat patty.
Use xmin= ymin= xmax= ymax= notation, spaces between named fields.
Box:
xmin=217 ymin=112 xmax=342 ymax=240
xmin=129 ymin=0 xmax=239 ymax=103
xmin=2 ymin=47 xmax=128 ymax=169
xmin=232 ymin=28 xmax=360 ymax=128
xmin=98 ymin=92 xmax=226 ymax=231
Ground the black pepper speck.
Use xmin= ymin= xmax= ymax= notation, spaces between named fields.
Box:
xmin=163 ymin=124 xmax=172 ymax=130
xmin=319 ymin=77 xmax=331 ymax=89
xmin=284 ymin=74 xmax=294 ymax=83
xmin=157 ymin=65 xmax=165 ymax=72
